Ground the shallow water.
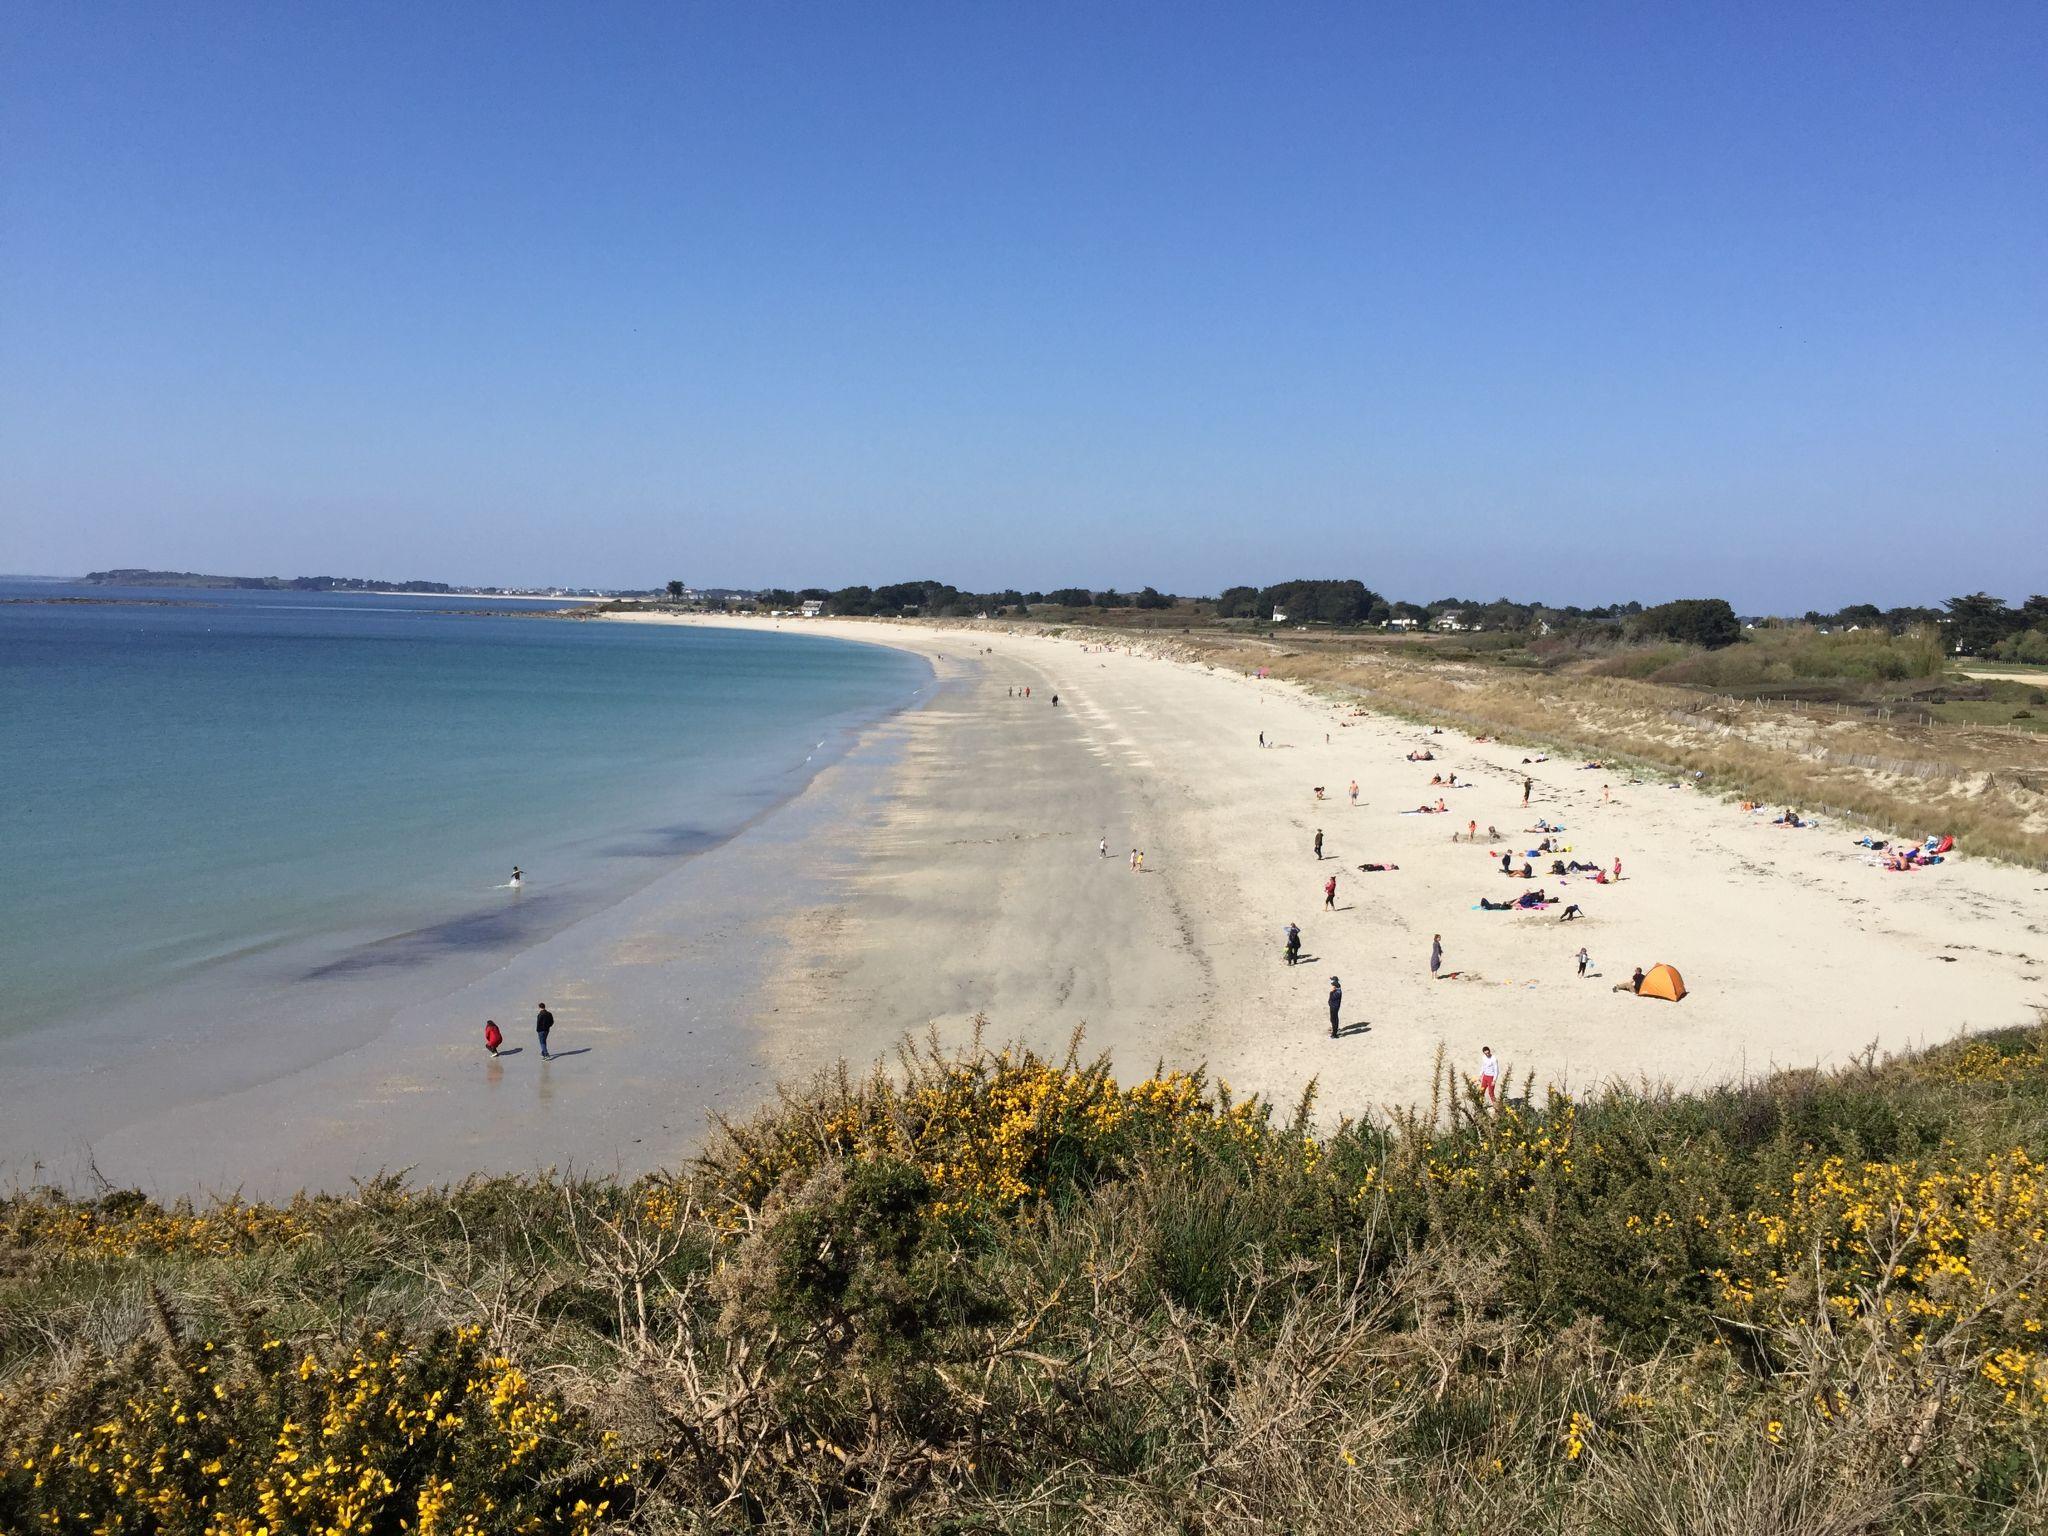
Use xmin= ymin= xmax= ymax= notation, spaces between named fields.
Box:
xmin=0 ymin=583 xmax=928 ymax=1041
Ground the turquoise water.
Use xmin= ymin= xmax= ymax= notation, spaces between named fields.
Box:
xmin=0 ymin=583 xmax=927 ymax=1037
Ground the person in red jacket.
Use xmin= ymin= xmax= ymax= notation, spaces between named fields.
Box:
xmin=1324 ymin=874 xmax=1337 ymax=910
xmin=483 ymin=1019 xmax=503 ymax=1056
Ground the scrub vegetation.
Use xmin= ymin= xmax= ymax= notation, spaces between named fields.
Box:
xmin=5 ymin=1022 xmax=2046 ymax=1533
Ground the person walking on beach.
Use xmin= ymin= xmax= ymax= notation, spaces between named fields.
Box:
xmin=1576 ymin=947 xmax=1591 ymax=977
xmin=1430 ymin=934 xmax=1443 ymax=976
xmin=1613 ymin=857 xmax=1623 ymax=881
xmin=1135 ymin=850 xmax=1144 ymax=873
xmin=535 ymin=1002 xmax=554 ymax=1059
xmin=1349 ymin=779 xmax=1359 ymax=807
xmin=1285 ymin=922 xmax=1301 ymax=965
xmin=1480 ymin=1046 xmax=1499 ymax=1105
xmin=1324 ymin=874 xmax=1337 ymax=910
xmin=1099 ymin=837 xmax=1108 ymax=859
xmin=484 ymin=1019 xmax=503 ymax=1056
xmin=1129 ymin=847 xmax=1139 ymax=872
xmin=1259 ymin=731 xmax=1265 ymax=748
xmin=1522 ymin=776 xmax=1532 ymax=807
xmin=1467 ymin=819 xmax=1477 ymax=843
xmin=1313 ymin=829 xmax=1324 ymax=860
xmin=1328 ymin=976 xmax=1343 ymax=1038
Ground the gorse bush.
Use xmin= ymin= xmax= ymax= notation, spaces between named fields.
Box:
xmin=4 ymin=1021 xmax=2046 ymax=1532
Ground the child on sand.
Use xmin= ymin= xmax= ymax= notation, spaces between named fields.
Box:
xmin=1576 ymin=947 xmax=1590 ymax=977
xmin=1480 ymin=1047 xmax=1499 ymax=1104
xmin=484 ymin=1020 xmax=503 ymax=1055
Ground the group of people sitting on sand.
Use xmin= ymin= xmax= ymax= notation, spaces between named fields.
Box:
xmin=1428 ymin=771 xmax=1467 ymax=787
xmin=1771 ymin=807 xmax=1813 ymax=828
xmin=1859 ymin=833 xmax=1952 ymax=871
xmin=1406 ymin=749 xmax=1435 ymax=762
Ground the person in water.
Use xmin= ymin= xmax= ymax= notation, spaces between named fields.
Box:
xmin=510 ymin=866 xmax=522 ymax=888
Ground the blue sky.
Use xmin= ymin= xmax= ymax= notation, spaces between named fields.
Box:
xmin=4 ymin=2 xmax=2043 ymax=609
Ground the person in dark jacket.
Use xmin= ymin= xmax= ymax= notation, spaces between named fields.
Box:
xmin=1327 ymin=976 xmax=1343 ymax=1038
xmin=535 ymin=1002 xmax=555 ymax=1059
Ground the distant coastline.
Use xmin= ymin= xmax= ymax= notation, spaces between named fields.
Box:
xmin=79 ymin=568 xmax=610 ymax=600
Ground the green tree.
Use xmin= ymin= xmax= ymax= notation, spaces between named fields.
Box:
xmin=666 ymin=580 xmax=685 ymax=601
xmin=1633 ymin=598 xmax=1740 ymax=649
xmin=1943 ymin=592 xmax=2019 ymax=656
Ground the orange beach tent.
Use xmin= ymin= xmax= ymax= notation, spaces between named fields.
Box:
xmin=1639 ymin=963 xmax=1686 ymax=1002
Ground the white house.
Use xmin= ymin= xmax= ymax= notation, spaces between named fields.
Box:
xmin=1271 ymin=606 xmax=1289 ymax=623
xmin=800 ymin=599 xmax=825 ymax=617
xmin=1384 ymin=616 xmax=1420 ymax=632
xmin=1433 ymin=610 xmax=1468 ymax=632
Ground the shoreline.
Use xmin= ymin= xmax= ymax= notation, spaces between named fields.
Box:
xmin=11 ymin=609 xmax=2044 ymax=1196
xmin=0 ymin=624 xmax=939 ymax=1196
xmin=611 ymin=611 xmax=2047 ymax=1128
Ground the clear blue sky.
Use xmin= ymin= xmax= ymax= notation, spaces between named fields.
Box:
xmin=5 ymin=2 xmax=2043 ymax=610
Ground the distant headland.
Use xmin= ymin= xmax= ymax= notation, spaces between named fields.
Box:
xmin=84 ymin=568 xmax=458 ymax=593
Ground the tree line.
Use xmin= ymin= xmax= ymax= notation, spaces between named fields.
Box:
xmin=655 ymin=577 xmax=2048 ymax=658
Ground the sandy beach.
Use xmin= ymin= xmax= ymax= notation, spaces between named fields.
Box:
xmin=658 ymin=614 xmax=2043 ymax=1114
xmin=11 ymin=612 xmax=2042 ymax=1196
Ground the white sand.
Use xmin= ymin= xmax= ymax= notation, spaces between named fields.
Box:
xmin=620 ymin=612 xmax=2045 ymax=1115
xmin=11 ymin=611 xmax=2039 ymax=1196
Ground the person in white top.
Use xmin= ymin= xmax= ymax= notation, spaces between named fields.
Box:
xmin=1099 ymin=837 xmax=1108 ymax=859
xmin=1479 ymin=1046 xmax=1500 ymax=1105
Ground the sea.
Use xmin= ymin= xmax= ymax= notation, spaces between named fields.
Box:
xmin=0 ymin=580 xmax=929 ymax=1046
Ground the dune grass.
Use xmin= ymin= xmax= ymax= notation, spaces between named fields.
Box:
xmin=5 ymin=1021 xmax=2046 ymax=1533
